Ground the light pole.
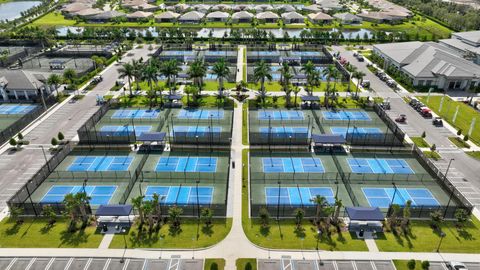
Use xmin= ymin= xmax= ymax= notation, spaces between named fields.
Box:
xmin=436 ymin=231 xmax=446 ymax=252
xmin=120 ymin=227 xmax=127 ymax=263
xmin=25 ymin=180 xmax=38 ymax=216
xmin=39 ymin=145 xmax=50 ymax=172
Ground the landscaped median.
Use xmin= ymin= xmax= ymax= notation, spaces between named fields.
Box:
xmin=241 ymin=149 xmax=367 ymax=251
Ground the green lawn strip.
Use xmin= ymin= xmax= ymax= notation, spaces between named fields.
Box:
xmin=247 ymin=96 xmax=301 ymax=109
xmin=30 ymin=11 xmax=77 ymax=26
xmin=246 ymin=82 xmax=283 ymax=92
xmin=448 ymin=137 xmax=470 ymax=149
xmin=410 ymin=137 xmax=430 ymax=148
xmin=236 ymin=259 xmax=257 ymax=270
xmin=467 ymin=151 xmax=480 ymax=160
xmin=417 ymin=96 xmax=480 ymax=145
xmin=393 ymin=260 xmax=424 ymax=270
xmin=205 ymin=259 xmax=225 ymax=270
xmin=109 ymin=218 xmax=232 ymax=248
xmin=242 ymin=103 xmax=248 ymax=145
xmin=181 ymin=95 xmax=236 ymax=108
xmin=312 ymin=81 xmax=355 ymax=93
xmin=423 ymin=151 xmax=441 ymax=160
xmin=203 ymin=81 xmax=236 ymax=92
xmin=0 ymin=218 xmax=102 ymax=248
xmin=376 ymin=217 xmax=480 ymax=253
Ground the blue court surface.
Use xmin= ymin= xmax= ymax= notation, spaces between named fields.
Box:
xmin=258 ymin=110 xmax=304 ymax=120
xmin=177 ymin=109 xmax=224 ymax=120
xmin=259 ymin=127 xmax=309 ymax=138
xmin=348 ymin=158 xmax=414 ymax=174
xmin=0 ymin=104 xmax=37 ymax=115
xmin=156 ymin=157 xmax=217 ymax=172
xmin=68 ymin=156 xmax=133 ymax=172
xmin=111 ymin=109 xmax=159 ymax=119
xmin=100 ymin=125 xmax=152 ymax=136
xmin=262 ymin=157 xmax=324 ymax=173
xmin=265 ymin=187 xmax=335 ymax=205
xmin=172 ymin=126 xmax=222 ymax=136
xmin=330 ymin=127 xmax=382 ymax=137
xmin=41 ymin=185 xmax=117 ymax=205
xmin=362 ymin=187 xmax=440 ymax=208
xmin=144 ymin=186 xmax=214 ymax=204
xmin=322 ymin=111 xmax=371 ymax=121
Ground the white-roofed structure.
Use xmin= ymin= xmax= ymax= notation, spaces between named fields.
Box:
xmin=126 ymin=11 xmax=153 ymax=21
xmin=178 ymin=11 xmax=205 ymax=23
xmin=256 ymin=11 xmax=279 ymax=23
xmin=206 ymin=11 xmax=230 ymax=22
xmin=333 ymin=13 xmax=362 ymax=24
xmin=281 ymin=11 xmax=305 ymax=24
xmin=307 ymin=12 xmax=334 ymax=24
xmin=154 ymin=11 xmax=180 ymax=22
xmin=231 ymin=11 xmax=254 ymax=23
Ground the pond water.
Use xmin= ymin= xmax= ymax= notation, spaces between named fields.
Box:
xmin=0 ymin=1 xmax=41 ymax=21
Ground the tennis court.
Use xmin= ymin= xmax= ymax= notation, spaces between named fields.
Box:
xmin=265 ymin=187 xmax=335 ymax=205
xmin=362 ymin=187 xmax=440 ymax=208
xmin=259 ymin=127 xmax=309 ymax=138
xmin=322 ymin=111 xmax=371 ymax=121
xmin=330 ymin=127 xmax=382 ymax=137
xmin=0 ymin=104 xmax=37 ymax=115
xmin=155 ymin=157 xmax=217 ymax=172
xmin=172 ymin=126 xmax=222 ymax=136
xmin=111 ymin=109 xmax=160 ymax=119
xmin=68 ymin=156 xmax=133 ymax=172
xmin=262 ymin=157 xmax=324 ymax=173
xmin=258 ymin=110 xmax=305 ymax=120
xmin=99 ymin=125 xmax=152 ymax=136
xmin=144 ymin=186 xmax=214 ymax=204
xmin=177 ymin=109 xmax=224 ymax=120
xmin=348 ymin=158 xmax=414 ymax=174
xmin=40 ymin=185 xmax=117 ymax=205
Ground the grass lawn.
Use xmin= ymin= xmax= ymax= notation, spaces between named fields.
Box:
xmin=109 ymin=219 xmax=232 ymax=249
xmin=182 ymin=95 xmax=235 ymax=108
xmin=205 ymin=259 xmax=225 ymax=270
xmin=411 ymin=137 xmax=430 ymax=148
xmin=448 ymin=137 xmax=470 ymax=148
xmin=0 ymin=218 xmax=102 ymax=248
xmin=203 ymin=81 xmax=236 ymax=91
xmin=248 ymin=96 xmax=301 ymax=109
xmin=242 ymin=102 xmax=248 ymax=145
xmin=467 ymin=151 xmax=480 ymax=160
xmin=376 ymin=217 xmax=480 ymax=253
xmin=423 ymin=151 xmax=441 ymax=160
xmin=312 ymin=81 xmax=356 ymax=93
xmin=418 ymin=96 xmax=480 ymax=145
xmin=236 ymin=259 xmax=257 ymax=270
xmin=246 ymin=82 xmax=283 ymax=92
xmin=30 ymin=12 xmax=77 ymax=26
xmin=393 ymin=260 xmax=425 ymax=270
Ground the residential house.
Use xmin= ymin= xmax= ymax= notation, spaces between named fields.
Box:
xmin=62 ymin=2 xmax=91 ymax=17
xmin=307 ymin=12 xmax=333 ymax=24
xmin=211 ymin=4 xmax=232 ymax=11
xmin=178 ymin=11 xmax=205 ymax=24
xmin=231 ymin=11 xmax=254 ymax=23
xmin=256 ymin=11 xmax=279 ymax=23
xmin=206 ymin=11 xmax=230 ymax=22
xmin=373 ymin=41 xmax=480 ymax=91
xmin=126 ymin=11 xmax=153 ymax=22
xmin=302 ymin=4 xmax=322 ymax=13
xmin=333 ymin=13 xmax=362 ymax=24
xmin=277 ymin=4 xmax=296 ymax=12
xmin=254 ymin=4 xmax=273 ymax=12
xmin=73 ymin=8 xmax=103 ymax=18
xmin=316 ymin=0 xmax=343 ymax=12
xmin=193 ymin=4 xmax=211 ymax=13
xmin=281 ymin=11 xmax=305 ymax=24
xmin=88 ymin=10 xmax=126 ymax=23
xmin=155 ymin=11 xmax=180 ymax=23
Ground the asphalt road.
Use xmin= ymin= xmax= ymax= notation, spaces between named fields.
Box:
xmin=334 ymin=45 xmax=480 ymax=206
xmin=0 ymin=46 xmax=154 ymax=209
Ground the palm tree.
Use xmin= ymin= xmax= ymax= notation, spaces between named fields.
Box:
xmin=333 ymin=198 xmax=343 ymax=224
xmin=142 ymin=62 xmax=159 ymax=107
xmin=280 ymin=62 xmax=293 ymax=108
xmin=353 ymin=71 xmax=366 ymax=99
xmin=253 ymin=60 xmax=272 ymax=105
xmin=212 ymin=58 xmax=231 ymax=98
xmin=322 ymin=65 xmax=336 ymax=108
xmin=401 ymin=200 xmax=412 ymax=232
xmin=200 ymin=207 xmax=213 ymax=226
xmin=293 ymin=87 xmax=301 ymax=108
xmin=119 ymin=62 xmax=135 ymax=96
xmin=301 ymin=61 xmax=316 ymax=95
xmin=47 ymin=73 xmax=61 ymax=97
xmin=168 ymin=206 xmax=183 ymax=228
xmin=294 ymin=208 xmax=305 ymax=228
xmin=63 ymin=68 xmax=76 ymax=85
xmin=184 ymin=85 xmax=198 ymax=107
xmin=311 ymin=195 xmax=328 ymax=224
xmin=330 ymin=70 xmax=342 ymax=107
xmin=142 ymin=200 xmax=155 ymax=232
xmin=131 ymin=195 xmax=145 ymax=225
xmin=346 ymin=64 xmax=357 ymax=93
xmin=187 ymin=58 xmax=207 ymax=94
xmin=160 ymin=59 xmax=181 ymax=93
xmin=132 ymin=59 xmax=143 ymax=91
xmin=152 ymin=193 xmax=164 ymax=226
xmin=63 ymin=193 xmax=80 ymax=231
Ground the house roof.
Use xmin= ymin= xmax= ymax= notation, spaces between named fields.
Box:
xmin=374 ymin=41 xmax=424 ymax=65
xmin=254 ymin=4 xmax=273 ymax=11
xmin=62 ymin=2 xmax=90 ymax=13
xmin=122 ymin=0 xmax=145 ymax=7
xmin=233 ymin=4 xmax=251 ymax=11
xmin=74 ymin=8 xmax=103 ymax=16
xmin=256 ymin=11 xmax=279 ymax=20
xmin=357 ymin=11 xmax=395 ymax=21
xmin=193 ymin=4 xmax=211 ymax=11
xmin=277 ymin=4 xmax=296 ymax=12
xmin=232 ymin=11 xmax=254 ymax=19
xmin=155 ymin=11 xmax=180 ymax=19
xmin=90 ymin=10 xmax=126 ymax=20
xmin=308 ymin=12 xmax=333 ymax=20
xmin=0 ymin=70 xmax=44 ymax=91
xmin=179 ymin=11 xmax=205 ymax=20
xmin=453 ymin=31 xmax=480 ymax=45
xmin=127 ymin=11 xmax=153 ymax=18
xmin=174 ymin=3 xmax=190 ymax=10
xmin=317 ymin=0 xmax=343 ymax=9
xmin=211 ymin=4 xmax=232 ymax=11
xmin=333 ymin=12 xmax=361 ymax=21
xmin=303 ymin=4 xmax=322 ymax=12
xmin=281 ymin=11 xmax=305 ymax=20
xmin=440 ymin=38 xmax=480 ymax=55
xmin=206 ymin=11 xmax=229 ymax=19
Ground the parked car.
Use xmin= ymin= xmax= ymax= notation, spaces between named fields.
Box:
xmin=433 ymin=117 xmax=443 ymax=127
xmin=356 ymin=55 xmax=364 ymax=62
xmin=361 ymin=80 xmax=370 ymax=88
xmin=395 ymin=114 xmax=407 ymax=123
xmin=446 ymin=262 xmax=468 ymax=270
xmin=421 ymin=108 xmax=433 ymax=118
xmin=92 ymin=76 xmax=103 ymax=83
xmin=409 ymin=99 xmax=420 ymax=107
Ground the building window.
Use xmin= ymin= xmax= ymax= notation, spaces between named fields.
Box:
xmin=426 ymin=80 xmax=432 ymax=86
xmin=418 ymin=80 xmax=424 ymax=86
xmin=449 ymin=81 xmax=455 ymax=89
xmin=455 ymin=81 xmax=461 ymax=88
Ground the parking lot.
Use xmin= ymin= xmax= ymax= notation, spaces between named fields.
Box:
xmin=258 ymin=259 xmax=396 ymax=270
xmin=0 ymin=257 xmax=203 ymax=270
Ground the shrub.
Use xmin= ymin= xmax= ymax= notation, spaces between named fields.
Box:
xmin=407 ymin=259 xmax=416 ymax=270
xmin=421 ymin=260 xmax=430 ymax=270
xmin=463 ymin=135 xmax=469 ymax=142
xmin=51 ymin=137 xmax=58 ymax=146
xmin=421 ymin=131 xmax=426 ymax=138
xmin=457 ymin=129 xmax=462 ymax=136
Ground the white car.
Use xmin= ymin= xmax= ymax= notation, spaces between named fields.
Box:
xmin=447 ymin=262 xmax=468 ymax=270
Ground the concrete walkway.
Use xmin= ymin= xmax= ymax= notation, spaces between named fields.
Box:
xmin=236 ymin=45 xmax=246 ymax=83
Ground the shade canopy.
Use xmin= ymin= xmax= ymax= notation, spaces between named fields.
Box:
xmin=346 ymin=207 xmax=384 ymax=221
xmin=301 ymin=95 xmax=320 ymax=101
xmin=311 ymin=134 xmax=346 ymax=145
xmin=95 ymin=205 xmax=132 ymax=216
xmin=137 ymin=132 xmax=166 ymax=142
xmin=165 ymin=94 xmax=182 ymax=100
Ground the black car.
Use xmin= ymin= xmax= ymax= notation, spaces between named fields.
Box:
xmin=433 ymin=117 xmax=443 ymax=127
